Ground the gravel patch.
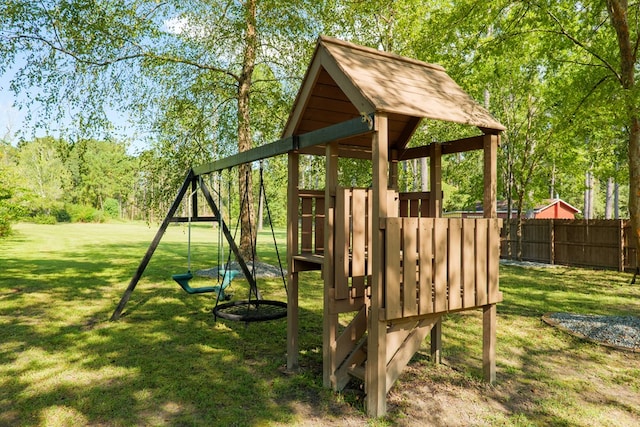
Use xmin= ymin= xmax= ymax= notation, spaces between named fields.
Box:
xmin=500 ymin=259 xmax=559 ymax=268
xmin=542 ymin=312 xmax=640 ymax=352
xmin=195 ymin=261 xmax=286 ymax=279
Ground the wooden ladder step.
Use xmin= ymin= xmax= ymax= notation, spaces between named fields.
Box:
xmin=348 ymin=364 xmax=365 ymax=381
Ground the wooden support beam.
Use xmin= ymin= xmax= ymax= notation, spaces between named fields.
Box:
xmin=386 ymin=317 xmax=439 ymax=393
xmin=367 ymin=112 xmax=389 ymax=417
xmin=298 ymin=115 xmax=374 ymax=150
xmin=287 ymin=151 xmax=300 ymax=372
xmin=192 ymin=115 xmax=374 ymax=176
xmin=111 ymin=170 xmax=195 ymax=321
xmin=483 ymin=134 xmax=498 ymax=218
xmin=483 ymin=304 xmax=497 ymax=383
xmin=324 ymin=141 xmax=339 ymax=389
xmin=399 ymin=135 xmax=485 ymax=161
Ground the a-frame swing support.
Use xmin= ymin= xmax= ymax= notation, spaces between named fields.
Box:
xmin=110 ymin=116 xmax=374 ymax=321
xmin=110 ymin=170 xmax=259 ymax=321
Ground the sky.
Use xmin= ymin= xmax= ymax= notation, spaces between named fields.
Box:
xmin=0 ymin=65 xmax=146 ymax=154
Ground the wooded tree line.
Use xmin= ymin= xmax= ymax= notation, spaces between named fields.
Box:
xmin=1 ymin=1 xmax=637 ymax=255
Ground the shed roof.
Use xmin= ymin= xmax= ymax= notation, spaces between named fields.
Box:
xmin=283 ymin=36 xmax=504 ymax=156
xmin=534 ymin=199 xmax=581 ymax=214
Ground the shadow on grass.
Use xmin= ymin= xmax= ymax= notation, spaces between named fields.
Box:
xmin=0 ymin=234 xmax=350 ymax=426
xmin=389 ymin=264 xmax=640 ymax=426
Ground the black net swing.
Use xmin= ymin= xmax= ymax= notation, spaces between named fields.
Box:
xmin=213 ymin=162 xmax=288 ymax=323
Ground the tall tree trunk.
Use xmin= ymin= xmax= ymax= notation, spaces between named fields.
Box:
xmin=605 ymin=177 xmax=614 ymax=219
xmin=420 ymin=157 xmax=429 ymax=191
xmin=607 ymin=0 xmax=640 ymax=274
xmin=237 ymin=0 xmax=257 ymax=261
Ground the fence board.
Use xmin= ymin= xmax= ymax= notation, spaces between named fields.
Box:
xmin=502 ymin=219 xmax=635 ymax=271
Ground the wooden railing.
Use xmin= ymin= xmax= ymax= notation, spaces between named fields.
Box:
xmin=383 ymin=217 xmax=502 ymax=321
xmin=298 ymin=190 xmax=325 ymax=255
xmin=295 ymin=188 xmax=502 ymax=321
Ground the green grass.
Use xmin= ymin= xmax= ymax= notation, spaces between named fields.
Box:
xmin=1 ymin=222 xmax=640 ymax=426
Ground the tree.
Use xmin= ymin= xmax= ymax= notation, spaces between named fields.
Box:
xmin=16 ymin=137 xmax=71 ymax=216
xmin=1 ymin=0 xmax=334 ymax=258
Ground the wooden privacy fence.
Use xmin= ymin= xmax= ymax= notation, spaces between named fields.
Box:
xmin=501 ymin=219 xmax=638 ymax=271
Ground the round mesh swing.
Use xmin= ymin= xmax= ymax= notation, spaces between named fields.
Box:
xmin=213 ymin=299 xmax=287 ymax=322
xmin=212 ymin=162 xmax=288 ymax=323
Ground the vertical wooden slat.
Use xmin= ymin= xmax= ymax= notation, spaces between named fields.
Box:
xmin=335 ymin=187 xmax=350 ymax=300
xmin=475 ymin=220 xmax=488 ymax=306
xmin=399 ymin=198 xmax=408 ymax=217
xmin=448 ymin=218 xmax=462 ymax=310
xmin=388 ymin=190 xmax=399 ymax=217
xmin=410 ymin=199 xmax=419 ymax=217
xmin=403 ymin=217 xmax=418 ymax=317
xmin=420 ymin=196 xmax=430 ymax=217
xmin=301 ymin=197 xmax=313 ymax=253
xmin=315 ymin=196 xmax=325 ymax=253
xmin=352 ymin=189 xmax=366 ymax=297
xmin=418 ymin=218 xmax=433 ymax=314
xmin=385 ymin=217 xmax=402 ymax=320
xmin=488 ymin=219 xmax=501 ymax=303
xmin=434 ymin=218 xmax=448 ymax=313
xmin=462 ymin=219 xmax=476 ymax=308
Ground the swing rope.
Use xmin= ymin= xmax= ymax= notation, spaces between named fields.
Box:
xmin=212 ymin=162 xmax=287 ymax=323
xmin=259 ymin=162 xmax=288 ymax=295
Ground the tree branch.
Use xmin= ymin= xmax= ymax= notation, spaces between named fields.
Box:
xmin=544 ymin=9 xmax=622 ymax=83
xmin=10 ymin=34 xmax=240 ymax=83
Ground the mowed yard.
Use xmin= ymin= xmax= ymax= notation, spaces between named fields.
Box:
xmin=1 ymin=222 xmax=639 ymax=426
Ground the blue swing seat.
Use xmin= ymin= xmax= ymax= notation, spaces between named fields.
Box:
xmin=172 ymin=269 xmax=240 ymax=299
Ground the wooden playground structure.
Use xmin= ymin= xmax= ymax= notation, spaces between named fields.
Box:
xmin=112 ymin=36 xmax=505 ymax=417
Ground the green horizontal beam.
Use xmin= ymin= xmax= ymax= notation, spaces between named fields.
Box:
xmin=193 ymin=114 xmax=374 ymax=176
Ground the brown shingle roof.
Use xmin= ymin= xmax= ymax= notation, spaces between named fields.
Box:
xmin=284 ymin=36 xmax=505 ymax=148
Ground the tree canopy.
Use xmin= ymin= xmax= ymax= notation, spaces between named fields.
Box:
xmin=1 ymin=1 xmax=638 ymax=255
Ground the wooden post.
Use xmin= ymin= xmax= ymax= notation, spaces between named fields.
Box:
xmin=367 ymin=112 xmax=389 ymax=417
xmin=287 ymin=151 xmax=300 ymax=371
xmin=483 ymin=303 xmax=497 ymax=383
xmin=482 ymin=132 xmax=498 ymax=384
xmin=324 ymin=141 xmax=339 ymax=388
xmin=429 ymin=142 xmax=443 ymax=363
xmin=483 ymin=134 xmax=498 ymax=218
xmin=429 ymin=143 xmax=442 ymax=217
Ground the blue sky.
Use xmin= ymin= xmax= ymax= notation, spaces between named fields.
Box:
xmin=0 ymin=59 xmax=144 ymax=154
xmin=0 ymin=65 xmax=146 ymax=154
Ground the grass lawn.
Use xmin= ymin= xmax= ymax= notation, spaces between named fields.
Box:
xmin=1 ymin=222 xmax=639 ymax=426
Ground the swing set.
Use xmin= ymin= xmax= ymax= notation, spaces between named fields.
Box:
xmin=112 ymin=36 xmax=506 ymax=417
xmin=110 ymin=162 xmax=287 ymax=323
